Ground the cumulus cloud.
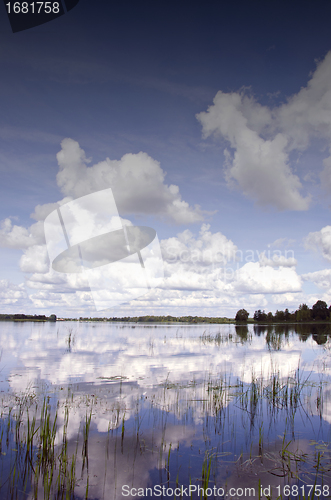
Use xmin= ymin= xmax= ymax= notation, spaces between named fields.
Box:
xmin=14 ymin=220 xmax=302 ymax=316
xmin=258 ymin=251 xmax=297 ymax=268
xmin=160 ymin=227 xmax=302 ymax=296
xmin=304 ymin=226 xmax=331 ymax=262
xmin=277 ymin=52 xmax=331 ymax=151
xmin=0 ymin=196 xmax=74 ymax=251
xmin=197 ymin=51 xmax=331 ymax=210
xmin=0 ymin=140 xmax=212 ymax=312
xmin=302 ymin=269 xmax=331 ymax=290
xmin=197 ymin=92 xmax=310 ymax=210
xmin=56 ymin=138 xmax=205 ymax=224
xmin=0 ymin=137 xmax=207 ymax=259
xmin=271 ymin=293 xmax=303 ymax=306
xmin=20 ymin=245 xmax=50 ymax=273
xmin=0 ymin=280 xmax=28 ymax=305
xmin=233 ymin=262 xmax=302 ymax=294
xmin=30 ymin=199 xmax=72 ymax=221
xmin=0 ymin=218 xmax=45 ymax=249
xmin=0 ymin=136 xmax=306 ymax=315
xmin=161 ymin=223 xmax=237 ymax=266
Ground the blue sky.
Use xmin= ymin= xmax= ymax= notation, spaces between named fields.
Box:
xmin=1 ymin=0 xmax=331 ymax=318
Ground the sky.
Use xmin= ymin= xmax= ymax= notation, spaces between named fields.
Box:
xmin=1 ymin=0 xmax=331 ymax=318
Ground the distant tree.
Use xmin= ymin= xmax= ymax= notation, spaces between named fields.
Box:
xmin=274 ymin=310 xmax=285 ymax=322
xmin=235 ymin=309 xmax=249 ymax=322
xmin=267 ymin=312 xmax=274 ymax=322
xmin=312 ymin=300 xmax=329 ymax=321
xmin=49 ymin=314 xmax=57 ymax=322
xmin=254 ymin=310 xmax=260 ymax=321
xmin=296 ymin=304 xmax=311 ymax=322
xmin=254 ymin=310 xmax=267 ymax=322
xmin=284 ymin=308 xmax=291 ymax=321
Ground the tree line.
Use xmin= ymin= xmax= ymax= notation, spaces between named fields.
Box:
xmin=1 ymin=302 xmax=330 ymax=324
xmin=0 ymin=313 xmax=57 ymax=322
xmin=79 ymin=315 xmax=230 ymax=324
xmin=235 ymin=300 xmax=331 ymax=323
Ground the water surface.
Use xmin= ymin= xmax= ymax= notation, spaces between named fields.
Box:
xmin=1 ymin=321 xmax=331 ymax=499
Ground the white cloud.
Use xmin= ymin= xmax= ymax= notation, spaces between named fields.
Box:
xmin=270 ymin=237 xmax=296 ymax=248
xmin=12 ymin=221 xmax=302 ymax=316
xmin=30 ymin=199 xmax=72 ymax=221
xmin=197 ymin=92 xmax=310 ymax=210
xmin=271 ymin=293 xmax=301 ymax=306
xmin=304 ymin=226 xmax=331 ymax=262
xmin=302 ymin=269 xmax=331 ymax=290
xmin=0 ymin=134 xmax=310 ymax=316
xmin=258 ymin=251 xmax=297 ymax=268
xmin=197 ymin=51 xmax=331 ymax=209
xmin=0 ymin=139 xmax=212 ymax=312
xmin=232 ymin=262 xmax=302 ymax=294
xmin=0 ymin=137 xmax=208 ymax=258
xmin=0 ymin=197 xmax=74 ymax=251
xmin=160 ymin=228 xmax=301 ymax=296
xmin=20 ymin=245 xmax=49 ymax=273
xmin=277 ymin=52 xmax=331 ymax=151
xmin=0 ymin=280 xmax=28 ymax=305
xmin=160 ymin=231 xmax=302 ymax=297
xmin=161 ymin=223 xmax=237 ymax=266
xmin=56 ymin=138 xmax=205 ymax=224
xmin=0 ymin=218 xmax=45 ymax=249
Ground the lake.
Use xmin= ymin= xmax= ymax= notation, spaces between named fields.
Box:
xmin=0 ymin=321 xmax=331 ymax=499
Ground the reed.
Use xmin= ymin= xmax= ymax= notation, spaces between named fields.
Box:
xmin=0 ymin=356 xmax=330 ymax=499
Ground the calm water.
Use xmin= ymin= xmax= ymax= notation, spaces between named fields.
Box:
xmin=1 ymin=321 xmax=331 ymax=499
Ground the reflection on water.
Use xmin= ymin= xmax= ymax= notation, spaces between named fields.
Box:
xmin=1 ymin=321 xmax=331 ymax=498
